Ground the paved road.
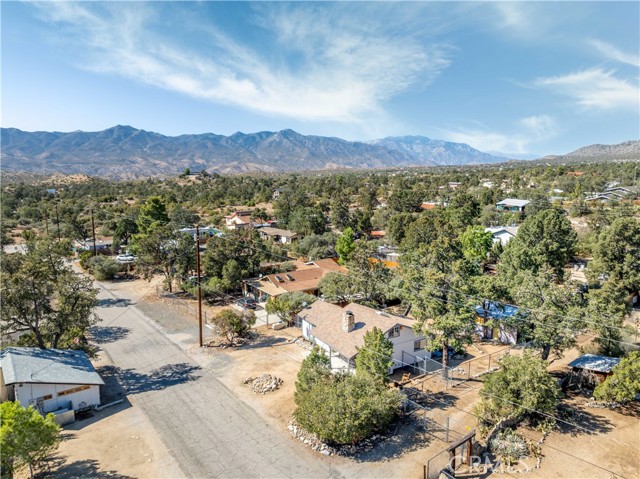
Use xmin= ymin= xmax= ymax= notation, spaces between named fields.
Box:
xmin=92 ymin=281 xmax=341 ymax=479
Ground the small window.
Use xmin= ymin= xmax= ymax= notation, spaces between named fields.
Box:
xmin=388 ymin=325 xmax=400 ymax=338
xmin=38 ymin=394 xmax=53 ymax=401
xmin=57 ymin=385 xmax=90 ymax=397
xmin=414 ymin=339 xmax=427 ymax=351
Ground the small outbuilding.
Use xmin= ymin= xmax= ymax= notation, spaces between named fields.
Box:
xmin=474 ymin=301 xmax=519 ymax=345
xmin=567 ymin=354 xmax=620 ymax=383
xmin=0 ymin=348 xmax=104 ymax=413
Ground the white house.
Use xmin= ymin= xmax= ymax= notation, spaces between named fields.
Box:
xmin=0 ymin=348 xmax=104 ymax=414
xmin=177 ymin=226 xmax=223 ymax=240
xmin=485 ymin=226 xmax=519 ymax=246
xmin=258 ymin=226 xmax=298 ymax=244
xmin=496 ymin=199 xmax=530 ymax=213
xmin=300 ymin=301 xmax=430 ymax=373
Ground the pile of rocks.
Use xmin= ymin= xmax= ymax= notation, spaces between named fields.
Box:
xmin=243 ymin=374 xmax=283 ymax=394
xmin=288 ymin=419 xmax=390 ymax=457
xmin=288 ymin=420 xmax=335 ymax=456
xmin=293 ymin=337 xmax=313 ymax=350
xmin=584 ymin=400 xmax=621 ymax=409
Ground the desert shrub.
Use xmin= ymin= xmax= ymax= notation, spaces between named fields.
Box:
xmin=294 ymin=370 xmax=402 ymax=445
xmin=475 ymin=352 xmax=560 ymax=426
xmin=489 ymin=429 xmax=529 ymax=463
xmin=78 ymin=250 xmax=94 ymax=270
xmin=594 ymin=351 xmax=640 ymax=403
xmin=87 ymin=255 xmax=122 ymax=280
xmin=210 ymin=309 xmax=256 ymax=344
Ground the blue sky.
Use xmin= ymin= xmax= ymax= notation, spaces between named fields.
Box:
xmin=2 ymin=1 xmax=639 ymax=157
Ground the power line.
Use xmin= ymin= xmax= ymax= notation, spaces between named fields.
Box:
xmin=204 ymin=231 xmax=639 ymax=349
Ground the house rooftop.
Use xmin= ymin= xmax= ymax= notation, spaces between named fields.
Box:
xmin=475 ymin=301 xmax=519 ymax=320
xmin=485 ymin=226 xmax=519 ymax=236
xmin=567 ymin=354 xmax=621 ymax=373
xmin=497 ymin=199 xmax=530 ymax=207
xmin=246 ymin=258 xmax=345 ymax=296
xmin=259 ymin=227 xmax=297 ymax=238
xmin=302 ymin=301 xmax=415 ymax=359
xmin=0 ymin=347 xmax=104 ymax=386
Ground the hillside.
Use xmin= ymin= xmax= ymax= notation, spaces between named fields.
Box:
xmin=1 ymin=126 xmax=509 ymax=178
xmin=537 ymin=140 xmax=640 ymax=164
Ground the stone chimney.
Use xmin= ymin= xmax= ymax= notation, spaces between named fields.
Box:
xmin=342 ymin=310 xmax=355 ymax=333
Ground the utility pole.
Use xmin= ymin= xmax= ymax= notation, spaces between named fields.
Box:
xmin=44 ymin=211 xmax=49 ymax=236
xmin=55 ymin=203 xmax=61 ymax=241
xmin=196 ymin=225 xmax=203 ymax=348
xmin=91 ymin=209 xmax=97 ymax=257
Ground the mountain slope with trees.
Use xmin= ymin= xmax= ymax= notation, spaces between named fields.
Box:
xmin=2 ymin=126 xmax=511 ymax=178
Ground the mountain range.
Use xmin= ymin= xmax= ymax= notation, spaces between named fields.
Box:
xmin=1 ymin=126 xmax=637 ymax=178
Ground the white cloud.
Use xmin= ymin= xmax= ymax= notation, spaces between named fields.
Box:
xmin=32 ymin=2 xmax=453 ymax=124
xmin=519 ymin=115 xmax=556 ymax=139
xmin=534 ymin=68 xmax=639 ymax=110
xmin=589 ymin=39 xmax=640 ymax=68
xmin=438 ymin=115 xmax=557 ymax=156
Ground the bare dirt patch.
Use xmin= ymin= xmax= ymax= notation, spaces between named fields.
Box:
xmin=30 ymin=351 xmax=182 ymax=479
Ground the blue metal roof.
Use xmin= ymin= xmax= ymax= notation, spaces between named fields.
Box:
xmin=474 ymin=302 xmax=519 ymax=320
xmin=0 ymin=348 xmax=104 ymax=386
xmin=568 ymin=354 xmax=621 ymax=373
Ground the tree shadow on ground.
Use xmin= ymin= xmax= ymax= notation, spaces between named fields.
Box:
xmin=556 ymin=402 xmax=614 ymax=436
xmin=344 ymin=416 xmax=439 ymax=463
xmin=97 ymin=298 xmax=133 ymax=308
xmin=238 ymin=334 xmax=288 ymax=350
xmin=97 ymin=363 xmax=201 ymax=396
xmin=36 ymin=456 xmax=135 ymax=479
xmin=90 ymin=325 xmax=131 ymax=344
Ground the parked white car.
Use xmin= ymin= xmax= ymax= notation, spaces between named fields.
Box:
xmin=115 ymin=254 xmax=136 ymax=264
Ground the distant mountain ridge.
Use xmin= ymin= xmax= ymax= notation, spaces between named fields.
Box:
xmin=1 ymin=126 xmax=637 ymax=178
xmin=564 ymin=140 xmax=639 ymax=158
xmin=538 ymin=140 xmax=640 ymax=164
xmin=367 ymin=136 xmax=507 ymax=165
xmin=1 ymin=126 xmax=509 ymax=178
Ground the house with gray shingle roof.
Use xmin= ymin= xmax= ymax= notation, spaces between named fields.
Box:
xmin=1 ymin=348 xmax=103 ymax=413
xmin=299 ymin=301 xmax=430 ymax=373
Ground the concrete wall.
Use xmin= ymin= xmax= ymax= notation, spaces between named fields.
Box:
xmin=13 ymin=383 xmax=100 ymax=412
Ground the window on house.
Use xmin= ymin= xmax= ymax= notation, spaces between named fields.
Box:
xmin=57 ymin=385 xmax=91 ymax=397
xmin=414 ymin=339 xmax=427 ymax=351
xmin=37 ymin=394 xmax=53 ymax=401
xmin=388 ymin=325 xmax=400 ymax=338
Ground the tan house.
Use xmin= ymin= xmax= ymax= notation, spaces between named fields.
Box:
xmin=224 ymin=211 xmax=253 ymax=230
xmin=243 ymin=258 xmax=345 ymax=303
xmin=258 ymin=227 xmax=298 ymax=244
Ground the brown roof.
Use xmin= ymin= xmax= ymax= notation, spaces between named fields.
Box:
xmin=246 ymin=258 xmax=345 ymax=297
xmin=310 ymin=258 xmax=345 ymax=272
xmin=225 ymin=211 xmax=252 ymax=219
xmin=259 ymin=227 xmax=297 ymax=238
xmin=264 ymin=268 xmax=328 ymax=293
xmin=301 ymin=301 xmax=416 ymax=359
